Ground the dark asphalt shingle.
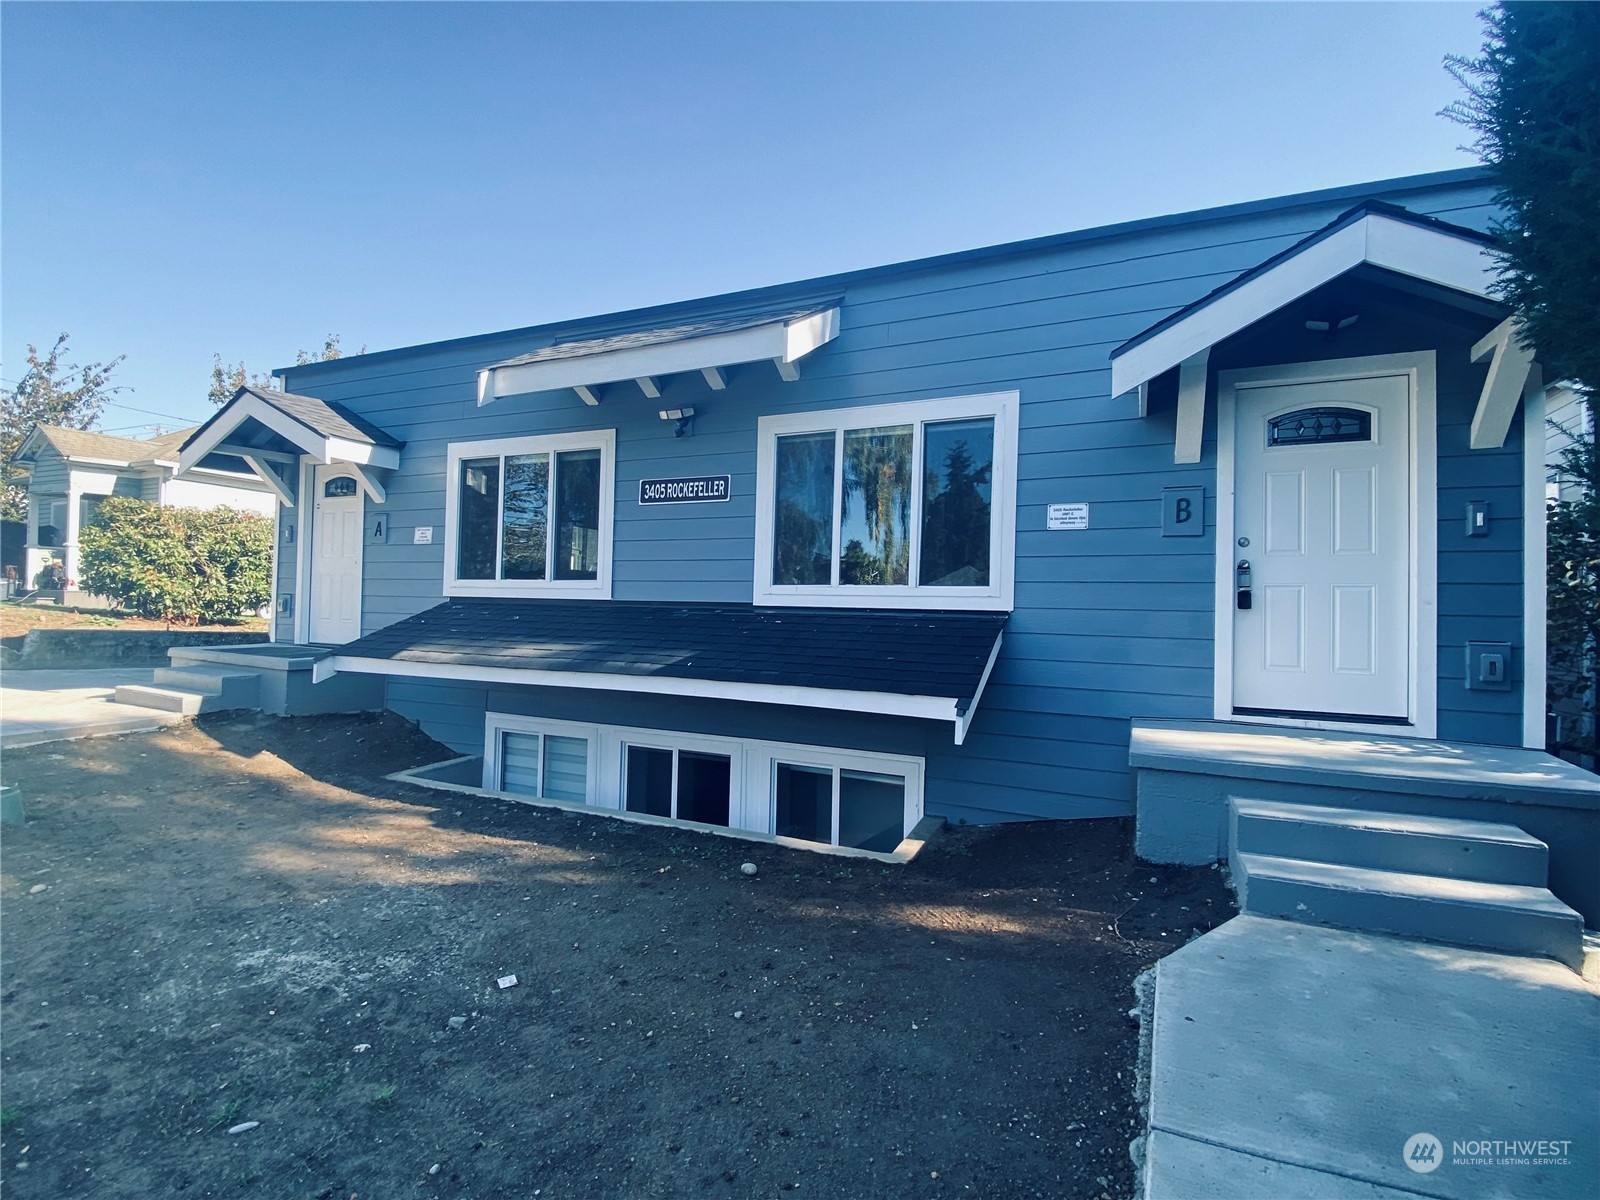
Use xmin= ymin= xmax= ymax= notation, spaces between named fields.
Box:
xmin=335 ymin=598 xmax=1006 ymax=703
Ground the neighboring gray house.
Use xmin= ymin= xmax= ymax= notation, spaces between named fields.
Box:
xmin=180 ymin=168 xmax=1593 ymax=925
xmin=10 ymin=423 xmax=276 ymax=596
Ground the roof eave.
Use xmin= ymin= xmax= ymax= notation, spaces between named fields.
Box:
xmin=317 ymin=653 xmax=980 ymax=743
xmin=278 ymin=167 xmax=1494 ymax=380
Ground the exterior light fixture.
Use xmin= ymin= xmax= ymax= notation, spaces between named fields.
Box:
xmin=658 ymin=407 xmax=696 ymax=437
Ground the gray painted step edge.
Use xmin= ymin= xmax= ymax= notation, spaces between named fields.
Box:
xmin=153 ymin=668 xmax=263 ymax=698
xmin=113 ymin=684 xmax=205 ymax=715
xmin=1235 ymin=852 xmax=1585 ymax=971
xmin=1229 ymin=797 xmax=1549 ymax=886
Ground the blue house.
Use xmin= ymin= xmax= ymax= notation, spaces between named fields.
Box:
xmin=176 ymin=168 xmax=1599 ymax=943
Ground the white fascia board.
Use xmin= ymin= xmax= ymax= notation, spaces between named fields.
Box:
xmin=483 ymin=308 xmax=840 ymax=403
xmin=324 ymin=437 xmax=400 ymax=470
xmin=1111 ymin=215 xmax=1498 ymax=398
xmin=62 ymin=455 xmax=132 ymax=468
xmin=179 ymin=393 xmax=329 ymax=474
xmin=320 ymin=654 xmax=965 ymax=735
xmin=1363 ymin=214 xmax=1498 ymax=298
xmin=782 ymin=307 xmax=840 ymax=364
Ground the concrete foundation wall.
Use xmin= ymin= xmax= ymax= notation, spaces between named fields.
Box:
xmin=14 ymin=629 xmax=268 ymax=670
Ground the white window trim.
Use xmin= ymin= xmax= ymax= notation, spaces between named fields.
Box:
xmin=753 ymin=391 xmax=1019 ymax=611
xmin=443 ymin=429 xmax=616 ymax=598
xmin=1213 ymin=351 xmax=1438 ymax=739
xmin=482 ymin=712 xmax=924 ymax=851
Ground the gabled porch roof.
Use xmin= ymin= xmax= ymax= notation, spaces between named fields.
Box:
xmin=1109 ymin=202 xmax=1542 ymax=461
xmin=178 ymin=385 xmax=403 ymax=505
xmin=1109 ymin=202 xmax=1501 ymax=399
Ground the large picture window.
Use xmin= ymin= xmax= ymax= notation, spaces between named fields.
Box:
xmin=755 ymin=392 xmax=1017 ymax=609
xmin=444 ymin=431 xmax=615 ymax=596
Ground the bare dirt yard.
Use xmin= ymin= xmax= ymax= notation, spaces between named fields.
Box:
xmin=0 ymin=711 xmax=1232 ymax=1200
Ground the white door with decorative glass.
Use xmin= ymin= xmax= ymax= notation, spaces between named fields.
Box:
xmin=1232 ymin=374 xmax=1410 ymax=721
xmin=310 ymin=467 xmax=363 ymax=645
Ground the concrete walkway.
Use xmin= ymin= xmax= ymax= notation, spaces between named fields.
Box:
xmin=1143 ymin=915 xmax=1600 ymax=1199
xmin=0 ymin=668 xmax=182 ymax=749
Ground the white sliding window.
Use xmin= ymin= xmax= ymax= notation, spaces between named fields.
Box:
xmin=754 ymin=391 xmax=1018 ymax=610
xmin=444 ymin=429 xmax=615 ymax=598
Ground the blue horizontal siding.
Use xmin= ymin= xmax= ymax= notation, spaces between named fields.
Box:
xmin=297 ymin=171 xmax=1523 ymax=831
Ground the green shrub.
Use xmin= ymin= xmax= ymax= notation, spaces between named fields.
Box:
xmin=78 ymin=497 xmax=272 ymax=623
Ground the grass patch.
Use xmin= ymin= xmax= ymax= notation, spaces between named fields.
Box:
xmin=370 ymin=1084 xmax=397 ymax=1105
xmin=1 ymin=1106 xmax=23 ymax=1130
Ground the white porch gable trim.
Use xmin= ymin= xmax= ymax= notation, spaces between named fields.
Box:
xmin=477 ymin=307 xmax=840 ymax=406
xmin=315 ymin=650 xmax=989 ymax=746
xmin=1110 ymin=210 xmax=1498 ymax=399
xmin=179 ymin=390 xmax=401 ymax=475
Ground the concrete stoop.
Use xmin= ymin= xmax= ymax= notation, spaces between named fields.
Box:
xmin=1228 ymin=797 xmax=1585 ymax=971
xmin=113 ymin=666 xmax=261 ymax=716
xmin=1137 ymin=916 xmax=1600 ymax=1200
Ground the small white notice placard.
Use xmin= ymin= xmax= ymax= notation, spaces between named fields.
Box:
xmin=413 ymin=526 xmax=434 ymax=545
xmin=1047 ymin=503 xmax=1089 ymax=531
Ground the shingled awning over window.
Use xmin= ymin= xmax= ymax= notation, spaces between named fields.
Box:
xmin=477 ymin=304 xmax=841 ymax=407
xmin=315 ymin=598 xmax=1007 ymax=745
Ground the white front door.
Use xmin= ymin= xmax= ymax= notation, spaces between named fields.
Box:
xmin=310 ymin=466 xmax=363 ymax=645
xmin=1232 ymin=373 xmax=1411 ymax=721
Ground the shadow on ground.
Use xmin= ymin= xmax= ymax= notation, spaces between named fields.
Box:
xmin=0 ymin=710 xmax=1232 ymax=1200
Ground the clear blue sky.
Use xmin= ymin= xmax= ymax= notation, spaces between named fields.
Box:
xmin=2 ymin=1 xmax=1488 ymax=435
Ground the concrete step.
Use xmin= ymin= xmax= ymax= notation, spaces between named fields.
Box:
xmin=113 ymin=684 xmax=205 ymax=715
xmin=113 ymin=667 xmax=261 ymax=716
xmin=1230 ymin=796 xmax=1549 ymax=886
xmin=1235 ymin=852 xmax=1586 ymax=971
xmin=153 ymin=667 xmax=261 ymax=708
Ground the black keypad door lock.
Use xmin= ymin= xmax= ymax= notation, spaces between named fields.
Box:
xmin=1236 ymin=559 xmax=1253 ymax=610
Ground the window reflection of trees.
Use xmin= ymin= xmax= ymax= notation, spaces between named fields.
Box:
xmin=920 ymin=418 xmax=993 ymax=587
xmin=457 ymin=458 xmax=500 ymax=579
xmin=502 ymin=454 xmax=549 ymax=580
xmin=774 ymin=432 xmax=835 ymax=585
xmin=554 ymin=449 xmax=600 ymax=580
xmin=841 ymin=426 xmax=912 ymax=585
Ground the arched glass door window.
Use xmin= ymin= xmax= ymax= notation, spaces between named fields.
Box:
xmin=324 ymin=477 xmax=358 ymax=498
xmin=1266 ymin=407 xmax=1372 ymax=447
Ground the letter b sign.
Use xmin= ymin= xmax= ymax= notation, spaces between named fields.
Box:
xmin=1162 ymin=486 xmax=1205 ymax=538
